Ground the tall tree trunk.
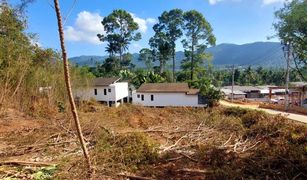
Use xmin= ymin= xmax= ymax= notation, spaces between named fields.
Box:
xmin=53 ymin=0 xmax=92 ymax=175
xmin=159 ymin=55 xmax=164 ymax=74
xmin=190 ymin=43 xmax=194 ymax=81
xmin=119 ymin=47 xmax=123 ymax=69
xmin=172 ymin=48 xmax=175 ymax=82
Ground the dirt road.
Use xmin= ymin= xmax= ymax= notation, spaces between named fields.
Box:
xmin=220 ymin=100 xmax=307 ymax=124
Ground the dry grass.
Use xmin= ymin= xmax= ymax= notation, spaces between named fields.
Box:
xmin=0 ymin=104 xmax=306 ymax=179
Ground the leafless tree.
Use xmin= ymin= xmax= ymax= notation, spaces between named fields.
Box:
xmin=53 ymin=0 xmax=92 ymax=176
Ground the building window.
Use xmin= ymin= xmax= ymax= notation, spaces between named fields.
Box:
xmin=151 ymin=95 xmax=154 ymax=101
xmin=141 ymin=94 xmax=144 ymax=101
xmin=94 ymin=89 xmax=97 ymax=95
xmin=137 ymin=94 xmax=140 ymax=98
xmin=108 ymin=89 xmax=111 ymax=92
xmin=104 ymin=89 xmax=107 ymax=95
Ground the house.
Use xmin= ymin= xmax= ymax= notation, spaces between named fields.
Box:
xmin=222 ymin=86 xmax=261 ymax=98
xmin=221 ymin=88 xmax=246 ymax=99
xmin=74 ymin=77 xmax=128 ymax=107
xmin=132 ymin=83 xmax=207 ymax=107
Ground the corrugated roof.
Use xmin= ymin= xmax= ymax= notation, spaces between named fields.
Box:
xmin=223 ymin=86 xmax=260 ymax=92
xmin=92 ymin=77 xmax=120 ymax=86
xmin=221 ymin=88 xmax=246 ymax=95
xmin=137 ymin=83 xmax=193 ymax=93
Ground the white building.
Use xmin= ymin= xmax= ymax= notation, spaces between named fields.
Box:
xmin=132 ymin=83 xmax=207 ymax=107
xmin=74 ymin=77 xmax=128 ymax=107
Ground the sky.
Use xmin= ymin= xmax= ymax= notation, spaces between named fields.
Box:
xmin=10 ymin=0 xmax=288 ymax=57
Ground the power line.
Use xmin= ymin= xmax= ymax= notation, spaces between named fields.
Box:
xmin=46 ymin=0 xmax=77 ymax=25
xmin=63 ymin=0 xmax=77 ymax=25
xmin=46 ymin=0 xmax=54 ymax=9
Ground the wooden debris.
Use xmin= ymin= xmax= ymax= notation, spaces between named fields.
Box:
xmin=0 ymin=161 xmax=56 ymax=167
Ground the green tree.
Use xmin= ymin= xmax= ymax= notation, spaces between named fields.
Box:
xmin=149 ymin=32 xmax=172 ymax=74
xmin=274 ymin=0 xmax=306 ymax=80
xmin=139 ymin=48 xmax=154 ymax=70
xmin=132 ymin=70 xmax=166 ymax=88
xmin=154 ymin=9 xmax=184 ymax=81
xmin=97 ymin=9 xmax=141 ymax=65
xmin=190 ymin=78 xmax=223 ymax=107
xmin=234 ymin=69 xmax=240 ymax=84
xmin=121 ymin=53 xmax=135 ymax=70
xmin=0 ymin=3 xmax=32 ymax=103
xmin=179 ymin=48 xmax=211 ymax=82
xmin=182 ymin=10 xmax=216 ymax=81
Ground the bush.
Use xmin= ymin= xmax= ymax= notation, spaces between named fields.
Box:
xmin=244 ymin=115 xmax=286 ymax=138
xmin=223 ymin=107 xmax=249 ymax=117
xmin=95 ymin=131 xmax=158 ymax=170
xmin=196 ymin=144 xmax=237 ymax=167
xmin=241 ymin=110 xmax=267 ymax=128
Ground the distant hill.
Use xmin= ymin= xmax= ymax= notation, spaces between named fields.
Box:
xmin=207 ymin=42 xmax=285 ymax=67
xmin=69 ymin=42 xmax=285 ymax=68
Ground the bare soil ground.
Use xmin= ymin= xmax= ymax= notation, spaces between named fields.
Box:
xmin=0 ymin=103 xmax=306 ymax=179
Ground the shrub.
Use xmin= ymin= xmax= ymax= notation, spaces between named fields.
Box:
xmin=240 ymin=110 xmax=267 ymax=128
xmin=95 ymin=131 xmax=158 ymax=170
xmin=223 ymin=107 xmax=248 ymax=117
xmin=196 ymin=144 xmax=237 ymax=167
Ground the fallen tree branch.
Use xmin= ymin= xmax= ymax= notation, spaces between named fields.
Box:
xmin=179 ymin=152 xmax=198 ymax=162
xmin=166 ymin=156 xmax=183 ymax=162
xmin=160 ymin=135 xmax=187 ymax=153
xmin=0 ymin=161 xmax=56 ymax=167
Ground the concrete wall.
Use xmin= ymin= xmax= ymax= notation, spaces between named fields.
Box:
xmin=74 ymin=82 xmax=128 ymax=102
xmin=132 ymin=92 xmax=206 ymax=107
xmin=113 ymin=82 xmax=129 ymax=101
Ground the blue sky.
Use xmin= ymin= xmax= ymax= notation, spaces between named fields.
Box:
xmin=12 ymin=0 xmax=287 ymax=57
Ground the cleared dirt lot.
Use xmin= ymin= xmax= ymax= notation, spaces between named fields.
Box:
xmin=0 ymin=104 xmax=306 ymax=179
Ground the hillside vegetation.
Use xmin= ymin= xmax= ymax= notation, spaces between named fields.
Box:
xmin=0 ymin=104 xmax=306 ymax=179
xmin=70 ymin=42 xmax=285 ymax=68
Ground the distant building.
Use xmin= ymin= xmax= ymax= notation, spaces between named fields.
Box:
xmin=74 ymin=77 xmax=129 ymax=107
xmin=221 ymin=88 xmax=246 ymax=99
xmin=132 ymin=83 xmax=207 ymax=107
xmin=289 ymin=82 xmax=307 ymax=107
xmin=222 ymin=86 xmax=261 ymax=98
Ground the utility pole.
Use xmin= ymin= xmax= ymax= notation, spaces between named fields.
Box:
xmin=231 ymin=65 xmax=235 ymax=103
xmin=282 ymin=41 xmax=291 ymax=111
xmin=53 ymin=0 xmax=93 ymax=177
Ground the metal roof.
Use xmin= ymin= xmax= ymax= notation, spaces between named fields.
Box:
xmin=222 ymin=86 xmax=260 ymax=92
xmin=92 ymin=77 xmax=120 ymax=86
xmin=137 ymin=83 xmax=199 ymax=94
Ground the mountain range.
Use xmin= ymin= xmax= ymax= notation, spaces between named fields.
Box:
xmin=69 ymin=42 xmax=286 ymax=69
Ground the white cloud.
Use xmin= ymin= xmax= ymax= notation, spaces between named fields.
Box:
xmin=64 ymin=11 xmax=104 ymax=44
xmin=146 ymin=18 xmax=157 ymax=24
xmin=208 ymin=0 xmax=224 ymax=5
xmin=64 ymin=11 xmax=155 ymax=44
xmin=130 ymin=13 xmax=157 ymax=33
xmin=131 ymin=43 xmax=142 ymax=52
xmin=262 ymin=0 xmax=289 ymax=5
